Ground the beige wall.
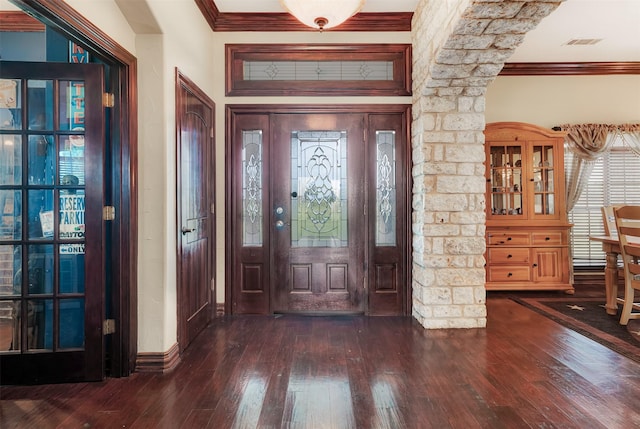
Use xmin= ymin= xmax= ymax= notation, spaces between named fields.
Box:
xmin=210 ymin=31 xmax=413 ymax=306
xmin=486 ymin=75 xmax=640 ymax=127
xmin=6 ymin=0 xmax=638 ymax=351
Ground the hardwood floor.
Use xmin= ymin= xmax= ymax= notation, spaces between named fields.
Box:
xmin=1 ymin=296 xmax=640 ymax=428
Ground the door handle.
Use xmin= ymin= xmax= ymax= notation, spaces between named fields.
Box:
xmin=181 ymin=227 xmax=195 ymax=235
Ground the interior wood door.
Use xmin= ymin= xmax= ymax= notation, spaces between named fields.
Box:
xmin=0 ymin=61 xmax=105 ymax=384
xmin=271 ymin=114 xmax=365 ymax=313
xmin=176 ymin=71 xmax=215 ymax=352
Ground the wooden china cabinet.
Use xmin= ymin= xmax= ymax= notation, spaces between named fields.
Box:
xmin=484 ymin=122 xmax=574 ymax=293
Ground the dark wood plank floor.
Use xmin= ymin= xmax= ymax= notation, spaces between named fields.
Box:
xmin=2 ymin=296 xmax=640 ymax=428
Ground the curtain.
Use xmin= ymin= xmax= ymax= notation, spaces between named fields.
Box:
xmin=560 ymin=124 xmax=617 ymax=211
xmin=619 ymin=124 xmax=640 ymax=157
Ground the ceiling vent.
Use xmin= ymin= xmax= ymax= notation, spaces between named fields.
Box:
xmin=565 ymin=38 xmax=603 ymax=46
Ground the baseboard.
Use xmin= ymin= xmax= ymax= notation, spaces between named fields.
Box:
xmin=135 ymin=342 xmax=180 ymax=373
xmin=216 ymin=303 xmax=225 ymax=316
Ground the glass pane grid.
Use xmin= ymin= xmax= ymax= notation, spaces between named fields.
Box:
xmin=1 ymin=76 xmax=86 ymax=353
xmin=489 ymin=145 xmax=523 ymax=216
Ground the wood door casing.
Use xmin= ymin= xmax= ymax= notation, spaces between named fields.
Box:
xmin=176 ymin=70 xmax=215 ymax=352
xmin=227 ymin=105 xmax=411 ymax=316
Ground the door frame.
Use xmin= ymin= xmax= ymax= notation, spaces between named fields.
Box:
xmin=13 ymin=0 xmax=138 ymax=377
xmin=225 ymin=104 xmax=412 ymax=315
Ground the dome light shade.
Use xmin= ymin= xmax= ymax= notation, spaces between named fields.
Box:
xmin=280 ymin=0 xmax=365 ymax=31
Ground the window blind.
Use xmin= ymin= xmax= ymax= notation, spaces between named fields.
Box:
xmin=568 ymin=133 xmax=640 ymax=267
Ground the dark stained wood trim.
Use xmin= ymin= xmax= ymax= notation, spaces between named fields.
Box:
xmin=195 ymin=0 xmax=412 ymax=32
xmin=226 ymin=44 xmax=412 ymax=97
xmin=501 ymin=62 xmax=640 ymax=76
xmin=135 ymin=343 xmax=181 ymax=373
xmin=12 ymin=0 xmax=138 ymax=378
xmin=0 ymin=11 xmax=44 ymax=31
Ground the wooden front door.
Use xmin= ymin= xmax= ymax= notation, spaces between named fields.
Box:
xmin=176 ymin=71 xmax=215 ymax=351
xmin=0 ymin=61 xmax=105 ymax=384
xmin=228 ymin=107 xmax=410 ymax=316
xmin=271 ymin=114 xmax=365 ymax=313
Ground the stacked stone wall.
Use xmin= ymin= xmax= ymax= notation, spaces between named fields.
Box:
xmin=411 ymin=0 xmax=564 ymax=328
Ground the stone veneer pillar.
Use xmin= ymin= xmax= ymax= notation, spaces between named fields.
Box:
xmin=411 ymin=0 xmax=564 ymax=328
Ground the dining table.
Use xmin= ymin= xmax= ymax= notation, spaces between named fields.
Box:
xmin=589 ymin=234 xmax=640 ymax=315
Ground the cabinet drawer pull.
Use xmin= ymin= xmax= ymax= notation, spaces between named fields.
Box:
xmin=507 ymin=237 xmax=512 ymax=241
xmin=507 ymin=272 xmax=513 ymax=277
xmin=545 ymin=236 xmax=550 ymax=241
xmin=532 ymin=263 xmax=538 ymax=267
xmin=507 ymin=254 xmax=513 ymax=258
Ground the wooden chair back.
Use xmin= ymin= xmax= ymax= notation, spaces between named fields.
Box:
xmin=601 ymin=205 xmax=621 ymax=236
xmin=613 ymin=205 xmax=640 ymax=325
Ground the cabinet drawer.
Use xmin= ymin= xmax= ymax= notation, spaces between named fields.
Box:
xmin=487 ymin=266 xmax=531 ymax=282
xmin=531 ymin=231 xmax=564 ymax=246
xmin=487 ymin=232 xmax=530 ymax=246
xmin=487 ymin=248 xmax=530 ymax=264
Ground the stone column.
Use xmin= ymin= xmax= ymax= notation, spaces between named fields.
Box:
xmin=411 ymin=0 xmax=564 ymax=328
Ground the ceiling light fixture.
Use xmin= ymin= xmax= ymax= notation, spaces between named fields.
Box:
xmin=280 ymin=0 xmax=365 ymax=31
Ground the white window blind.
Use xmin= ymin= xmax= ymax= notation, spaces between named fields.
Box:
xmin=568 ymin=133 xmax=640 ymax=267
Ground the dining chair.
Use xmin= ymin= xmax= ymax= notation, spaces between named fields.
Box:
xmin=613 ymin=205 xmax=640 ymax=325
xmin=601 ymin=205 xmax=621 ymax=236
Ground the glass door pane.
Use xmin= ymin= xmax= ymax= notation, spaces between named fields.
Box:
xmin=1 ymin=76 xmax=87 ymax=354
xmin=533 ymin=144 xmax=555 ymax=215
xmin=291 ymin=130 xmax=347 ymax=248
xmin=489 ymin=145 xmax=523 ymax=216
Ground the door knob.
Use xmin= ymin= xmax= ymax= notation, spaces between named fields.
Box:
xmin=181 ymin=227 xmax=195 ymax=235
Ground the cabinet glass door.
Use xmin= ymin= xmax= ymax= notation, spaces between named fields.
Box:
xmin=532 ymin=144 xmax=555 ymax=215
xmin=488 ymin=145 xmax=523 ymax=217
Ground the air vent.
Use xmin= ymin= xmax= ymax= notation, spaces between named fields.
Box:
xmin=565 ymin=38 xmax=603 ymax=46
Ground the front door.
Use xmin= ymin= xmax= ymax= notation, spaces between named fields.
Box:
xmin=271 ymin=114 xmax=365 ymax=313
xmin=228 ymin=107 xmax=409 ymax=315
xmin=0 ymin=61 xmax=105 ymax=383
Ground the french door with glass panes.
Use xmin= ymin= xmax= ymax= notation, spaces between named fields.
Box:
xmin=0 ymin=61 xmax=105 ymax=384
xmin=229 ymin=108 xmax=409 ymax=315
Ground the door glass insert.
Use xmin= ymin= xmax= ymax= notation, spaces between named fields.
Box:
xmin=242 ymin=130 xmax=263 ymax=247
xmin=0 ymin=79 xmax=21 ymax=129
xmin=1 ymin=76 xmax=88 ymax=355
xmin=26 ymin=298 xmax=53 ymax=350
xmin=27 ymin=80 xmax=53 ymax=131
xmin=376 ymin=130 xmax=396 ymax=246
xmin=291 ymin=130 xmax=347 ymax=248
xmin=59 ymin=298 xmax=84 ymax=348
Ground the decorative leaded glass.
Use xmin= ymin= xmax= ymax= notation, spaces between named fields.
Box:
xmin=244 ymin=61 xmax=394 ymax=81
xmin=376 ymin=131 xmax=396 ymax=246
xmin=291 ymin=130 xmax=347 ymax=248
xmin=242 ymin=130 xmax=263 ymax=246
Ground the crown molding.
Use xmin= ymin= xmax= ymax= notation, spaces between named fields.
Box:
xmin=500 ymin=62 xmax=640 ymax=76
xmin=195 ymin=0 xmax=412 ymax=32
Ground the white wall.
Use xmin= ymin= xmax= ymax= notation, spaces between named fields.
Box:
xmin=486 ymin=75 xmax=640 ymax=127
